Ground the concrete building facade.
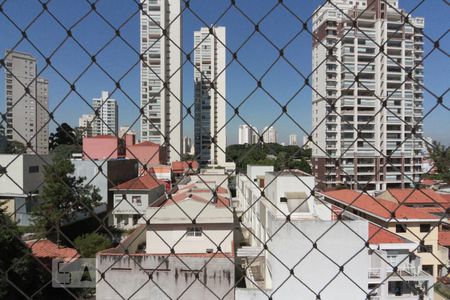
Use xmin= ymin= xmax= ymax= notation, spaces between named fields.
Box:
xmin=311 ymin=0 xmax=424 ymax=191
xmin=4 ymin=50 xmax=49 ymax=154
xmin=238 ymin=124 xmax=251 ymax=145
xmin=92 ymin=91 xmax=118 ymax=136
xmin=289 ymin=134 xmax=298 ymax=146
xmin=194 ymin=26 xmax=227 ymax=166
xmin=140 ymin=0 xmax=182 ymax=162
xmin=0 ymin=154 xmax=51 ymax=225
xmin=235 ymin=167 xmax=369 ymax=299
xmin=262 ymin=126 xmax=277 ymax=144
xmin=238 ymin=124 xmax=259 ymax=145
xmin=183 ymin=136 xmax=192 ymax=154
xmin=96 ymin=174 xmax=234 ymax=299
xmin=111 ymin=174 xmax=166 ymax=229
xmin=78 ymin=114 xmax=95 ymax=137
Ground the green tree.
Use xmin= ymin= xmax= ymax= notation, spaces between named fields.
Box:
xmin=5 ymin=140 xmax=26 ymax=154
xmin=226 ymin=143 xmax=312 ymax=173
xmin=427 ymin=141 xmax=450 ymax=182
xmin=31 ymin=154 xmax=101 ymax=239
xmin=49 ymin=123 xmax=81 ymax=150
xmin=181 ymin=153 xmax=195 ymax=161
xmin=74 ymin=233 xmax=112 ymax=258
xmin=0 ymin=203 xmax=47 ymax=298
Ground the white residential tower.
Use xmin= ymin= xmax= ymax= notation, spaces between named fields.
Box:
xmin=194 ymin=26 xmax=226 ymax=165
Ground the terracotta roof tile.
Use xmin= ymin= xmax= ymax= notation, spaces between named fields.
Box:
xmin=112 ymin=174 xmax=164 ymax=190
xmin=385 ymin=188 xmax=450 ymax=205
xmin=171 ymin=161 xmax=199 ymax=173
xmin=439 ymin=231 xmax=450 ymax=247
xmin=322 ymin=190 xmax=439 ymax=221
xmin=26 ymin=240 xmax=79 ymax=262
xmin=368 ymin=223 xmax=409 ymax=244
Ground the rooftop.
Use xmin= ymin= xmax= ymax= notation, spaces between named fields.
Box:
xmin=322 ymin=190 xmax=439 ymax=222
xmin=111 ymin=174 xmax=164 ymax=191
xmin=382 ymin=188 xmax=450 ymax=205
xmin=26 ymin=239 xmax=79 ymax=262
xmin=368 ymin=223 xmax=410 ymax=245
xmin=171 ymin=161 xmax=200 ymax=173
xmin=438 ymin=231 xmax=450 ymax=247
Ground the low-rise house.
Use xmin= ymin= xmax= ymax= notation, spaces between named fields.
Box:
xmin=26 ymin=239 xmax=79 ymax=267
xmin=378 ymin=189 xmax=450 ymax=211
xmin=110 ymin=174 xmax=166 ymax=229
xmin=171 ymin=160 xmax=200 ymax=177
xmin=72 ymin=158 xmax=138 ymax=206
xmin=321 ymin=190 xmax=448 ymax=279
xmin=235 ymin=167 xmax=369 ymax=299
xmin=236 ymin=166 xmax=435 ymax=299
xmin=0 ymin=154 xmax=51 ymax=225
xmin=96 ymin=176 xmax=235 ymax=299
xmin=367 ymin=222 xmax=434 ymax=299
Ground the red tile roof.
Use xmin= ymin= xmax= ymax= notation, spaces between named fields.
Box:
xmin=112 ymin=174 xmax=164 ymax=190
xmin=439 ymin=193 xmax=450 ymax=203
xmin=163 ymin=191 xmax=230 ymax=208
xmin=322 ymin=190 xmax=439 ymax=221
xmin=368 ymin=223 xmax=409 ymax=245
xmin=421 ymin=179 xmax=441 ymax=186
xmin=171 ymin=161 xmax=199 ymax=173
xmin=26 ymin=239 xmax=79 ymax=262
xmin=385 ymin=188 xmax=450 ymax=205
xmin=438 ymin=231 xmax=450 ymax=247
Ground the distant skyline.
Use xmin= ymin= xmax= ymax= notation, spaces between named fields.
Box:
xmin=0 ymin=0 xmax=448 ymax=146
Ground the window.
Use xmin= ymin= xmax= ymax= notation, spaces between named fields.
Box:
xmin=186 ymin=227 xmax=202 ymax=237
xmin=422 ymin=265 xmax=433 ymax=276
xmin=420 ymin=224 xmax=431 ymax=233
xmin=395 ymin=224 xmax=406 ymax=233
xmin=132 ymin=196 xmax=142 ymax=206
xmin=418 ymin=244 xmax=432 ymax=253
xmin=29 ymin=166 xmax=39 ymax=173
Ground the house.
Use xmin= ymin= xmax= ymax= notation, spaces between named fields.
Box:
xmin=367 ymin=222 xmax=434 ymax=299
xmin=26 ymin=239 xmax=79 ymax=267
xmin=72 ymin=158 xmax=138 ymax=207
xmin=82 ymin=134 xmax=166 ymax=165
xmin=171 ymin=160 xmax=200 ymax=177
xmin=321 ymin=189 xmax=448 ymax=279
xmin=110 ymin=174 xmax=166 ymax=229
xmin=0 ymin=154 xmax=51 ymax=226
xmin=96 ymin=176 xmax=235 ymax=299
xmin=235 ymin=167 xmax=369 ymax=299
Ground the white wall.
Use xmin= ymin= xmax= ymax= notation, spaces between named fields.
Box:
xmin=246 ymin=165 xmax=274 ymax=183
xmin=266 ymin=219 xmax=368 ymax=299
xmin=113 ymin=186 xmax=165 ymax=216
xmin=264 ymin=172 xmax=316 ymax=217
xmin=0 ymin=154 xmax=50 ymax=195
xmin=96 ymin=255 xmax=234 ymax=300
xmin=146 ymin=223 xmax=233 ymax=254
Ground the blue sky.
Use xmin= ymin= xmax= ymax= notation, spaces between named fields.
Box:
xmin=0 ymin=0 xmax=448 ymax=145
